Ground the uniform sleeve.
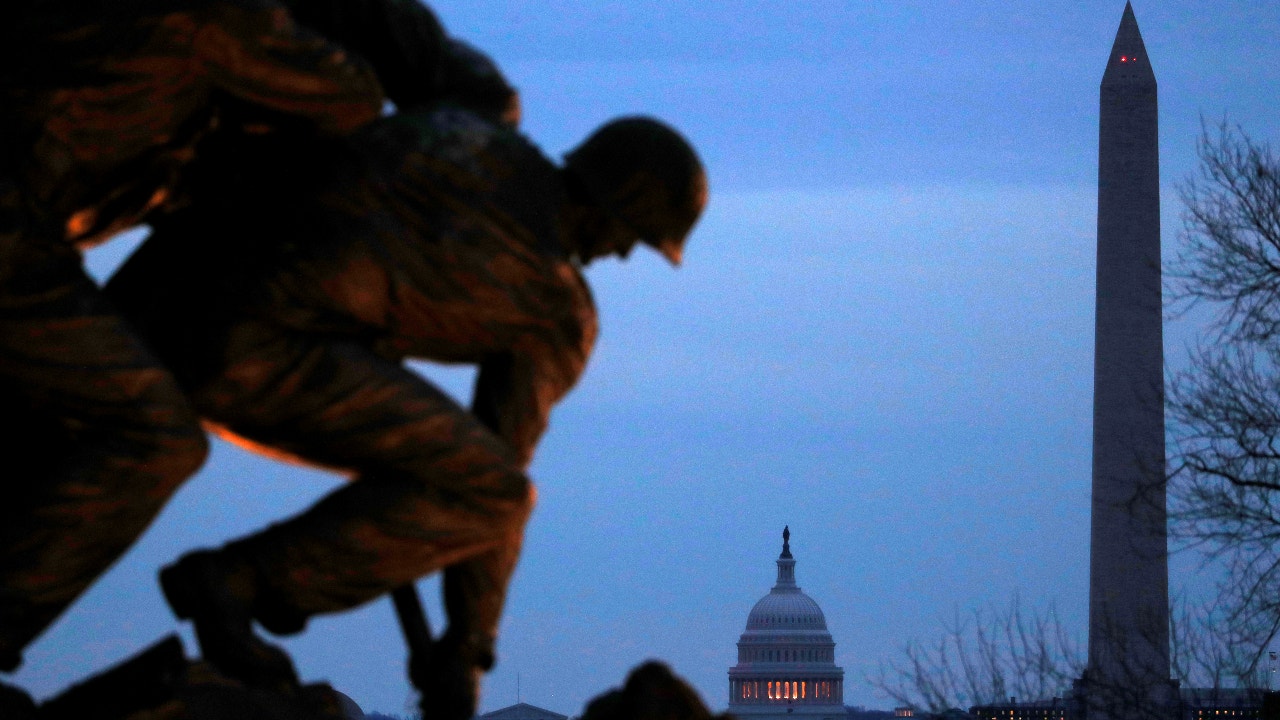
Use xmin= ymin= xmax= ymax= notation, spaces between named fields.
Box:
xmin=435 ymin=38 xmax=520 ymax=125
xmin=276 ymin=0 xmax=518 ymax=122
xmin=193 ymin=2 xmax=385 ymax=134
xmin=274 ymin=0 xmax=442 ymax=106
xmin=470 ymin=269 xmax=598 ymax=469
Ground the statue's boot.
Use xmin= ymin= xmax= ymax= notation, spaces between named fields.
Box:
xmin=159 ymin=550 xmax=301 ymax=693
xmin=38 ymin=635 xmax=187 ymax=720
xmin=0 ymin=680 xmax=37 ymax=720
xmin=0 ymin=613 xmax=25 ymax=673
xmin=0 ymin=647 xmax=20 ymax=674
xmin=410 ymin=631 xmax=494 ymax=720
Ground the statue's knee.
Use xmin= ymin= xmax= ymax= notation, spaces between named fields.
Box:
xmin=132 ymin=396 xmax=209 ymax=494
xmin=167 ymin=423 xmax=210 ymax=485
xmin=499 ymin=471 xmax=536 ymax=527
xmin=131 ymin=423 xmax=207 ymax=503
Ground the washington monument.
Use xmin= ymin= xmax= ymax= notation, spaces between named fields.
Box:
xmin=1084 ymin=3 xmax=1171 ymax=717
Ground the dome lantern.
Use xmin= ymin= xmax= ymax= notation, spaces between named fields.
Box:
xmin=776 ymin=526 xmax=796 ymax=588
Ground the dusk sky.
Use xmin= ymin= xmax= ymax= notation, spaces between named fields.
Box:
xmin=13 ymin=1 xmax=1280 ymax=717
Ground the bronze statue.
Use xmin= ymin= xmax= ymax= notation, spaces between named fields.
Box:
xmin=580 ymin=661 xmax=734 ymax=720
xmin=103 ymin=104 xmax=707 ymax=717
xmin=0 ymin=0 xmax=514 ymax=695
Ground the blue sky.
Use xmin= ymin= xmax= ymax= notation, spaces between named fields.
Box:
xmin=13 ymin=1 xmax=1280 ymax=716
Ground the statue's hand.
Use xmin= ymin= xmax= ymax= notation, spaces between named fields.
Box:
xmin=409 ymin=646 xmax=481 ymax=720
xmin=408 ymin=632 xmax=494 ymax=720
xmin=436 ymin=38 xmax=521 ymax=127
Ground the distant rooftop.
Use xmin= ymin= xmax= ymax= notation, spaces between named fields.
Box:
xmin=477 ymin=701 xmax=570 ymax=720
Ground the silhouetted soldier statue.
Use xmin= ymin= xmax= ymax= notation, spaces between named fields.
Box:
xmin=104 ymin=105 xmax=707 ymax=718
xmin=0 ymin=0 xmax=516 ymax=704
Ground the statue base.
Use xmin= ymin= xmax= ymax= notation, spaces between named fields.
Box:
xmin=14 ymin=635 xmax=358 ymax=720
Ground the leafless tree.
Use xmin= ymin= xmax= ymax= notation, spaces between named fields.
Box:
xmin=868 ymin=595 xmax=1082 ymax=714
xmin=1169 ymin=595 xmax=1268 ymax=691
xmin=1168 ymin=122 xmax=1280 ymax=344
xmin=1167 ymin=122 xmax=1280 ymax=677
xmin=870 ymin=593 xmax=1264 ymax=717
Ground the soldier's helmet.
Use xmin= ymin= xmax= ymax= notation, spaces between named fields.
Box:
xmin=564 ymin=117 xmax=707 ymax=265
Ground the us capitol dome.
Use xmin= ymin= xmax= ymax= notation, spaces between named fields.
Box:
xmin=728 ymin=527 xmax=845 ymax=720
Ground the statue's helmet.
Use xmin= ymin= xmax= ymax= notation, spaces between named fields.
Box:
xmin=564 ymin=117 xmax=707 ymax=265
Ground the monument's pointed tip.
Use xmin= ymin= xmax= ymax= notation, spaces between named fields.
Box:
xmin=1122 ymin=4 xmax=1140 ymax=30
xmin=1102 ymin=2 xmax=1154 ymax=87
xmin=1113 ymin=2 xmax=1144 ymax=47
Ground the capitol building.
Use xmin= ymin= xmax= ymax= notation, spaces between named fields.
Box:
xmin=728 ymin=527 xmax=846 ymax=720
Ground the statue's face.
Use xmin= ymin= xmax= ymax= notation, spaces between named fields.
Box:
xmin=576 ymin=209 xmax=641 ymax=265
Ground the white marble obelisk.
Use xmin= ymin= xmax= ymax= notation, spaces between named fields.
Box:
xmin=1083 ymin=3 xmax=1171 ymax=718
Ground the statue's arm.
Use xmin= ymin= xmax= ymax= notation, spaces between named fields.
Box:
xmin=275 ymin=0 xmax=518 ymax=121
xmin=194 ymin=2 xmax=387 ymax=135
xmin=470 ymin=296 xmax=597 ymax=468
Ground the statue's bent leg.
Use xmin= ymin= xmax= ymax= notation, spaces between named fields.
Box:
xmin=416 ymin=542 xmax=526 ymax=717
xmin=167 ymin=337 xmax=533 ymax=684
xmin=0 ymin=238 xmax=208 ymax=672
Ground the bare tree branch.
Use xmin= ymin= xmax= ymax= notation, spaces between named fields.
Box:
xmin=1168 ymin=123 xmax=1280 ymax=675
xmin=867 ymin=595 xmax=1082 ymax=714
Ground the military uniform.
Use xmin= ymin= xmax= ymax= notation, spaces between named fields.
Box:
xmin=106 ymin=106 xmax=596 ymax=669
xmin=0 ymin=0 xmax=512 ymax=671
